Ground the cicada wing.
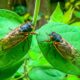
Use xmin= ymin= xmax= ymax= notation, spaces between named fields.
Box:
xmin=2 ymin=34 xmax=28 ymax=50
xmin=53 ymin=39 xmax=75 ymax=60
xmin=55 ymin=42 xmax=80 ymax=68
xmin=71 ymin=49 xmax=80 ymax=63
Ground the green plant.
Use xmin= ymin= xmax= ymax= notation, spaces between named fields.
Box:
xmin=0 ymin=1 xmax=80 ymax=80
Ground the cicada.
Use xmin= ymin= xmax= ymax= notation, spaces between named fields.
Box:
xmin=49 ymin=32 xmax=79 ymax=61
xmin=0 ymin=21 xmax=34 ymax=50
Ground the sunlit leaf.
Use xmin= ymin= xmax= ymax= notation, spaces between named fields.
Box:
xmin=36 ymin=22 xmax=80 ymax=75
xmin=71 ymin=22 xmax=80 ymax=27
xmin=62 ymin=7 xmax=74 ymax=23
xmin=50 ymin=3 xmax=63 ymax=22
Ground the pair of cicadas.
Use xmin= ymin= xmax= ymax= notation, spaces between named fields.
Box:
xmin=0 ymin=22 xmax=34 ymax=50
xmin=47 ymin=32 xmax=79 ymax=64
xmin=0 ymin=21 xmax=79 ymax=67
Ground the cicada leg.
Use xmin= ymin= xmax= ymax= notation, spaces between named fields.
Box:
xmin=30 ymin=32 xmax=36 ymax=34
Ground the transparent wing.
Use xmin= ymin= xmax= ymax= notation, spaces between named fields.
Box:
xmin=1 ymin=34 xmax=28 ymax=50
xmin=53 ymin=39 xmax=76 ymax=60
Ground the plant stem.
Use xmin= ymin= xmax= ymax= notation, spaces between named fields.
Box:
xmin=32 ymin=0 xmax=40 ymax=27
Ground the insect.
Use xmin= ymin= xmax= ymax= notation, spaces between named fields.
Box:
xmin=48 ymin=32 xmax=79 ymax=61
xmin=0 ymin=21 xmax=34 ymax=50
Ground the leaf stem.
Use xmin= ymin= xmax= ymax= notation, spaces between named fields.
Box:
xmin=32 ymin=0 xmax=40 ymax=28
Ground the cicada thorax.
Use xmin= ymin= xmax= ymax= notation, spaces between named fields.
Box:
xmin=1 ymin=22 xmax=33 ymax=50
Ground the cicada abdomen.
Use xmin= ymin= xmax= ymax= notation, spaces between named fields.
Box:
xmin=49 ymin=32 xmax=80 ymax=66
xmin=0 ymin=22 xmax=33 ymax=50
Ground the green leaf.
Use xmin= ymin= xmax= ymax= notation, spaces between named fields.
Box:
xmin=50 ymin=3 xmax=63 ymax=22
xmin=0 ymin=9 xmax=32 ymax=80
xmin=28 ymin=67 xmax=66 ymax=80
xmin=28 ymin=35 xmax=51 ymax=67
xmin=36 ymin=22 xmax=80 ymax=75
xmin=64 ymin=75 xmax=79 ymax=80
xmin=71 ymin=22 xmax=80 ymax=27
xmin=74 ymin=11 xmax=80 ymax=18
xmin=62 ymin=7 xmax=74 ymax=23
xmin=0 ymin=9 xmax=23 ymax=39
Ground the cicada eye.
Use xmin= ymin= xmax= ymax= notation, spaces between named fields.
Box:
xmin=20 ymin=22 xmax=33 ymax=32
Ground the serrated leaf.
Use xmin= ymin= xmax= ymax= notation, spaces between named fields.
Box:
xmin=0 ymin=9 xmax=32 ymax=80
xmin=36 ymin=22 xmax=80 ymax=75
xmin=50 ymin=3 xmax=63 ymax=22
xmin=28 ymin=67 xmax=66 ymax=80
xmin=62 ymin=7 xmax=74 ymax=23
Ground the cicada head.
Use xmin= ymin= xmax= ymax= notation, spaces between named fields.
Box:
xmin=49 ymin=32 xmax=63 ymax=42
xmin=20 ymin=22 xmax=33 ymax=32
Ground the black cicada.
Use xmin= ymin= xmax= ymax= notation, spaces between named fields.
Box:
xmin=49 ymin=32 xmax=79 ymax=62
xmin=0 ymin=22 xmax=34 ymax=50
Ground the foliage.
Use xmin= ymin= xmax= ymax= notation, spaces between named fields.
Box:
xmin=36 ymin=21 xmax=80 ymax=75
xmin=65 ymin=0 xmax=80 ymax=23
xmin=50 ymin=3 xmax=63 ymax=23
xmin=0 ymin=9 xmax=32 ymax=80
xmin=28 ymin=67 xmax=66 ymax=80
xmin=0 ymin=1 xmax=80 ymax=80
